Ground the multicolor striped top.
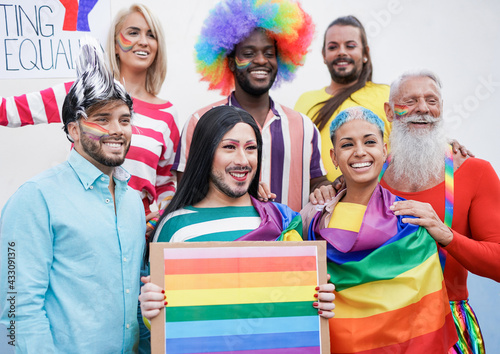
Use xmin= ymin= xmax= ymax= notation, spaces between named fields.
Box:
xmin=154 ymin=206 xmax=262 ymax=242
xmin=173 ymin=93 xmax=326 ymax=212
xmin=153 ymin=197 xmax=303 ymax=243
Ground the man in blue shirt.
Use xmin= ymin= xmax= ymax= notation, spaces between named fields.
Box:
xmin=0 ymin=42 xmax=145 ymax=353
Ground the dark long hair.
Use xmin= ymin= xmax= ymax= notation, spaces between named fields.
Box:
xmin=313 ymin=16 xmax=372 ymax=131
xmin=146 ymin=106 xmax=263 ymax=248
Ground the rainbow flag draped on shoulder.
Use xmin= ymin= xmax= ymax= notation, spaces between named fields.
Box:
xmin=307 ymin=185 xmax=457 ymax=353
xmin=236 ymin=196 xmax=303 ymax=242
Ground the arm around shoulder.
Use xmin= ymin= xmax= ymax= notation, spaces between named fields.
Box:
xmin=0 ymin=82 xmax=70 ymax=127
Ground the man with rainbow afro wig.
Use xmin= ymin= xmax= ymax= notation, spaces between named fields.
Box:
xmin=173 ymin=0 xmax=331 ymax=212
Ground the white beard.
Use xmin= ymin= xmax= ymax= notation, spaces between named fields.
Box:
xmin=389 ymin=114 xmax=448 ymax=189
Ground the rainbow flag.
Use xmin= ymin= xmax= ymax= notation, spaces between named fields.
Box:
xmin=308 ymin=185 xmax=458 ymax=353
xmin=161 ymin=244 xmax=324 ymax=353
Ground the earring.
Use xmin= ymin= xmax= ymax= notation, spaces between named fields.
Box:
xmin=335 ymin=165 xmax=338 ymax=170
xmin=363 ymin=57 xmax=367 ymax=63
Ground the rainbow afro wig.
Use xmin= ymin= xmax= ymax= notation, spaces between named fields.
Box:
xmin=195 ymin=0 xmax=315 ymax=96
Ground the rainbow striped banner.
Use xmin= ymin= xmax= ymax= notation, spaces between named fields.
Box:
xmin=150 ymin=242 xmax=329 ymax=354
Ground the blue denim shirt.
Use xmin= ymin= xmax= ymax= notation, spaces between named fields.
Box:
xmin=0 ymin=149 xmax=145 ymax=353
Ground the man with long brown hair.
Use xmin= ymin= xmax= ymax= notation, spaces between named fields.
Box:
xmin=295 ymin=16 xmax=390 ymax=182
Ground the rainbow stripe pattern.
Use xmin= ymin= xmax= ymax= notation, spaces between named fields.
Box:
xmin=449 ymin=300 xmax=485 ymax=354
xmin=394 ymin=104 xmax=409 ymax=116
xmin=444 ymin=144 xmax=454 ymax=227
xmin=162 ymin=245 xmax=323 ymax=353
xmin=309 ymin=185 xmax=457 ymax=353
xmin=235 ymin=57 xmax=251 ymax=70
xmin=117 ymin=32 xmax=133 ymax=52
xmin=80 ymin=120 xmax=110 ymax=141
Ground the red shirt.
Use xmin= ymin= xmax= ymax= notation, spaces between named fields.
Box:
xmin=381 ymin=158 xmax=500 ymax=300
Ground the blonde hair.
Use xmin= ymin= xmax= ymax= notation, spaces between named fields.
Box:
xmin=107 ymin=4 xmax=167 ymax=96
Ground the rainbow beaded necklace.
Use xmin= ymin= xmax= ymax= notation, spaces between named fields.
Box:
xmin=378 ymin=144 xmax=454 ymax=228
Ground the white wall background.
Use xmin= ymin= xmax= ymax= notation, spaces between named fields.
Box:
xmin=0 ymin=0 xmax=499 ymax=351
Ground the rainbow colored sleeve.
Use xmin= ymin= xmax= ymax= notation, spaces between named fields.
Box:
xmin=162 ymin=245 xmax=323 ymax=353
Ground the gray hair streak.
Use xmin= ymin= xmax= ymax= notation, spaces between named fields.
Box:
xmin=389 ymin=69 xmax=443 ymax=107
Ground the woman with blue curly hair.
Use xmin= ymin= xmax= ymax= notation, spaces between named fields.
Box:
xmin=301 ymin=106 xmax=458 ymax=353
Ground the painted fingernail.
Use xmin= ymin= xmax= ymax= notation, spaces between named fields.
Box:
xmin=161 ymin=290 xmax=165 ymax=294
xmin=164 ymin=301 xmax=168 ymax=306
xmin=314 ymin=293 xmax=319 ymax=298
xmin=318 ymin=310 xmax=323 ymax=315
xmin=315 ymin=286 xmax=320 ymax=291
xmin=164 ymin=295 xmax=166 ymax=300
xmin=313 ymin=302 xmax=319 ymax=307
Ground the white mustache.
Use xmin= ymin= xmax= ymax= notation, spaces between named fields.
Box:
xmin=399 ymin=113 xmax=439 ymax=124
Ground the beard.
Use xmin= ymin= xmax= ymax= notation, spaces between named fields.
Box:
xmin=389 ymin=114 xmax=448 ymax=189
xmin=328 ymin=58 xmax=362 ymax=85
xmin=234 ymin=67 xmax=277 ymax=96
xmin=81 ymin=134 xmax=130 ymax=168
xmin=209 ymin=167 xmax=254 ymax=199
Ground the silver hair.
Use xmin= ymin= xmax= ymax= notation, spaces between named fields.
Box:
xmin=388 ymin=69 xmax=443 ymax=107
xmin=62 ymin=36 xmax=133 ymax=141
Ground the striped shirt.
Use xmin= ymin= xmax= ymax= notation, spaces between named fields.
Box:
xmin=173 ymin=93 xmax=326 ymax=212
xmin=153 ymin=206 xmax=261 ymax=242
xmin=0 ymin=82 xmax=180 ymax=213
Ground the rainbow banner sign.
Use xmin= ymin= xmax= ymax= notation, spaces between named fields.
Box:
xmin=150 ymin=241 xmax=329 ymax=354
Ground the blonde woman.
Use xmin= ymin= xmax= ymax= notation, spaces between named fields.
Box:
xmin=0 ymin=4 xmax=179 ymax=221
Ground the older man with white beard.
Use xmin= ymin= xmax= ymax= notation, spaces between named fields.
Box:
xmin=380 ymin=70 xmax=500 ymax=353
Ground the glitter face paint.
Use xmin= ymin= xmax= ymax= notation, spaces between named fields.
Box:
xmin=235 ymin=56 xmax=251 ymax=70
xmin=80 ymin=120 xmax=110 ymax=141
xmin=394 ymin=104 xmax=409 ymax=117
xmin=117 ymin=32 xmax=133 ymax=52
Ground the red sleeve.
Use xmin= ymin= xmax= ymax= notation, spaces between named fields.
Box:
xmin=0 ymin=82 xmax=73 ymax=127
xmin=444 ymin=160 xmax=500 ymax=281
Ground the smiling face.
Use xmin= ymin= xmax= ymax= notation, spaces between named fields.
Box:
xmin=70 ymin=101 xmax=132 ymax=175
xmin=115 ymin=11 xmax=157 ymax=73
xmin=209 ymin=123 xmax=259 ymax=203
xmin=386 ymin=76 xmax=442 ymax=132
xmin=323 ymin=25 xmax=366 ymax=85
xmin=229 ymin=29 xmax=278 ymax=97
xmin=332 ymin=119 xmax=386 ymax=189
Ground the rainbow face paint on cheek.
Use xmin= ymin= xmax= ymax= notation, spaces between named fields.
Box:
xmin=117 ymin=32 xmax=133 ymax=52
xmin=394 ymin=104 xmax=409 ymax=117
xmin=80 ymin=120 xmax=110 ymax=141
xmin=235 ymin=56 xmax=251 ymax=70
